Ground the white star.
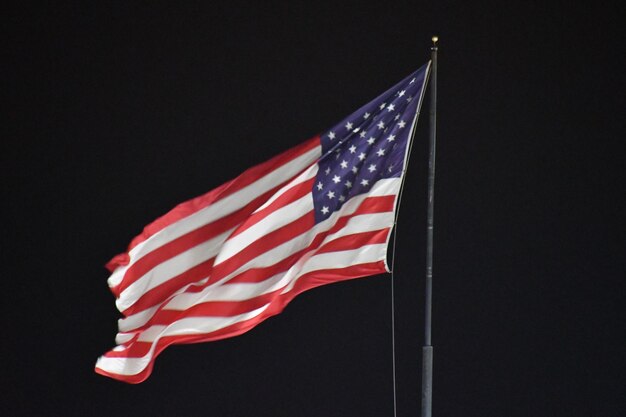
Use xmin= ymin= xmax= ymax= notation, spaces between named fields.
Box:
xmin=327 ymin=191 xmax=335 ymax=199
xmin=360 ymin=179 xmax=369 ymax=187
xmin=376 ymin=148 xmax=385 ymax=157
xmin=364 ymin=112 xmax=370 ymax=119
xmin=352 ymin=166 xmax=358 ymax=173
xmin=325 ymin=167 xmax=331 ymax=175
xmin=377 ymin=121 xmax=385 ymax=129
xmin=387 ymin=103 xmax=395 ymax=112
xmin=406 ymin=95 xmax=412 ymax=102
xmin=387 ymin=134 xmax=396 ymax=142
xmin=368 ymin=163 xmax=377 ymax=173
xmin=359 ymin=131 xmax=366 ymax=138
xmin=345 ymin=121 xmax=353 ymax=130
xmin=328 ymin=131 xmax=336 ymax=140
xmin=321 ymin=206 xmax=329 ymax=215
xmin=332 ymin=175 xmax=341 ymax=184
xmin=398 ymin=120 xmax=406 ymax=128
xmin=340 ymin=160 xmax=348 ymax=169
xmin=338 ymin=195 xmax=346 ymax=202
xmin=379 ymin=103 xmax=386 ymax=110
xmin=367 ymin=137 xmax=375 ymax=145
xmin=410 ymin=77 xmax=416 ymax=84
xmin=398 ymin=90 xmax=406 ymax=97
xmin=316 ymin=181 xmax=324 ymax=190
xmin=358 ymin=152 xmax=366 ymax=161
xmin=345 ymin=180 xmax=353 ymax=188
xmin=394 ymin=114 xmax=400 ymax=120
xmin=348 ymin=145 xmax=356 ymax=153
xmin=388 ymin=164 xmax=394 ymax=172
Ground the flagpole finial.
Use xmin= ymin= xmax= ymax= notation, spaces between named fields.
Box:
xmin=431 ymin=36 xmax=439 ymax=48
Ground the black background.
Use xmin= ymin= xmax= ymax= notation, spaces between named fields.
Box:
xmin=4 ymin=2 xmax=624 ymax=416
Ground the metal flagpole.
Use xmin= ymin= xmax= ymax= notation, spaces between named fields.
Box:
xmin=421 ymin=35 xmax=438 ymax=417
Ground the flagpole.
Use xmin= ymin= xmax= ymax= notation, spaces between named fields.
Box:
xmin=421 ymin=35 xmax=438 ymax=417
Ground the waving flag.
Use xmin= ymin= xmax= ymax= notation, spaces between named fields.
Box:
xmin=96 ymin=63 xmax=431 ymax=383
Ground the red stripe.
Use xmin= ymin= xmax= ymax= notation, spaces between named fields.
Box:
xmin=316 ymin=228 xmax=390 ymax=254
xmin=111 ymin=259 xmax=387 ymax=361
xmin=120 ymin=213 xmax=316 ymax=328
xmin=107 ymin=136 xmax=320 ymax=270
xmin=101 ymin=343 xmax=150 ymax=359
xmin=287 ymin=261 xmax=387 ymax=295
xmin=117 ymin=205 xmax=394 ymax=333
xmin=228 ymin=177 xmax=315 ymax=238
xmin=96 ymin=261 xmax=387 ymax=384
xmin=119 ymin=195 xmax=397 ymax=323
xmin=210 ymin=211 xmax=315 ymax=281
xmin=119 ymin=247 xmax=309 ymax=332
xmin=111 ymin=187 xmax=277 ymax=296
xmin=122 ymin=257 xmax=214 ymax=317
xmin=119 ymin=250 xmax=310 ymax=335
xmin=152 ymin=292 xmax=280 ymax=323
xmin=118 ymin=289 xmax=285 ymax=347
xmin=97 ymin=311 xmax=273 ymax=383
xmin=111 ymin=166 xmax=317 ymax=299
xmin=123 ymin=229 xmax=390 ymax=330
xmin=215 ymin=195 xmax=395 ymax=280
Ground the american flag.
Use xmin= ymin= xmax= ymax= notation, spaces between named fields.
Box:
xmin=95 ymin=63 xmax=430 ymax=383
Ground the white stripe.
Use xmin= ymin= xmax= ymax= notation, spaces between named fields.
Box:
xmin=107 ymin=266 xmax=126 ymax=288
xmin=116 ymin=165 xmax=319 ymax=313
xmin=299 ymin=243 xmax=387 ymax=279
xmin=118 ymin=209 xmax=395 ymax=333
xmin=118 ymin=306 xmax=160 ymax=334
xmin=166 ymin=272 xmax=288 ymax=309
xmin=213 ymin=165 xmax=318 ymax=266
xmin=102 ymin=243 xmax=386 ymax=377
xmin=108 ymin=145 xmax=320 ymax=290
xmin=115 ymin=332 xmax=135 ymax=345
xmin=136 ymin=211 xmax=390 ymax=314
xmin=96 ymin=304 xmax=270 ymax=376
xmin=281 ymin=243 xmax=388 ymax=294
xmin=119 ymin=273 xmax=287 ymax=332
xmin=207 ymin=179 xmax=399 ymax=283
xmin=135 ymin=306 xmax=265 ymax=342
xmin=214 ymin=193 xmax=314 ymax=266
xmin=323 ymin=211 xmax=394 ymax=244
xmin=217 ymin=177 xmax=398 ymax=271
xmin=255 ymin=164 xmax=318 ymax=211
xmin=117 ymin=242 xmax=388 ymax=346
xmin=118 ymin=278 xmax=208 ymax=332
xmin=116 ymin=178 xmax=402 ymax=324
xmin=115 ymin=228 xmax=234 ymax=312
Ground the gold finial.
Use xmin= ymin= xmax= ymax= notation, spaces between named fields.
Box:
xmin=432 ymin=36 xmax=439 ymax=45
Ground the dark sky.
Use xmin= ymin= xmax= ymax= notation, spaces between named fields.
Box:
xmin=4 ymin=2 xmax=624 ymax=416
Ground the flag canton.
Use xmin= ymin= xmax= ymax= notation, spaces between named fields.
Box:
xmin=313 ymin=66 xmax=428 ymax=223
